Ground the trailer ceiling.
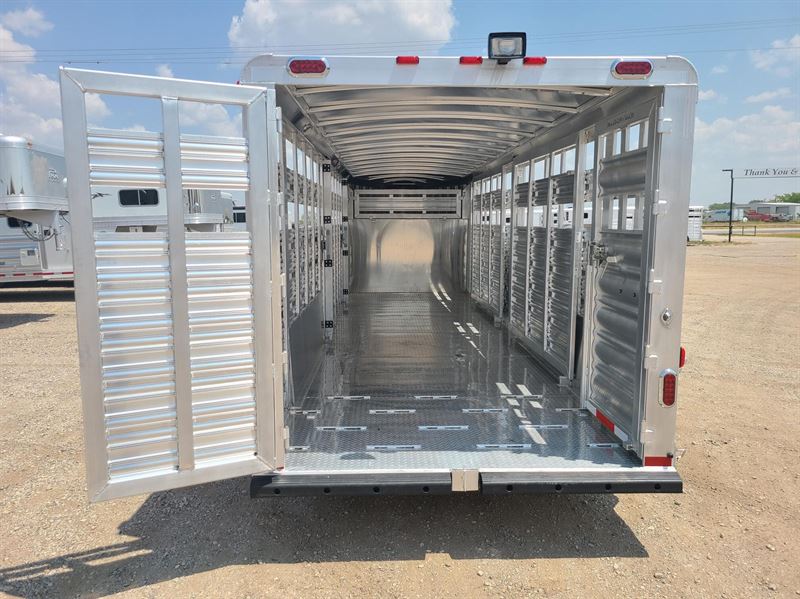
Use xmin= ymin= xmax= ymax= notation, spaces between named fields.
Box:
xmin=284 ymin=85 xmax=612 ymax=186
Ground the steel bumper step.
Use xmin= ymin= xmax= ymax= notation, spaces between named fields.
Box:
xmin=251 ymin=468 xmax=682 ymax=497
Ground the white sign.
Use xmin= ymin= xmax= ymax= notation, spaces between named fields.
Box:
xmin=735 ymin=167 xmax=800 ymax=179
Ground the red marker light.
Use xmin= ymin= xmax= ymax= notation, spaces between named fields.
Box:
xmin=661 ymin=372 xmax=677 ymax=407
xmin=613 ymin=60 xmax=653 ymax=78
xmin=396 ymin=55 xmax=419 ymax=65
xmin=679 ymin=346 xmax=686 ymax=368
xmin=288 ymin=59 xmax=328 ymax=76
xmin=523 ymin=56 xmax=547 ymax=65
xmin=459 ymin=56 xmax=483 ymax=65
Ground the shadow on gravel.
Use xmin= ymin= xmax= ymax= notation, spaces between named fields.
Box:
xmin=0 ymin=477 xmax=647 ymax=597
xmin=0 ymin=284 xmax=74 ymax=304
xmin=0 ymin=313 xmax=55 ymax=329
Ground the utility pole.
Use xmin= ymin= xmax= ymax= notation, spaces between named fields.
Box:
xmin=722 ymin=169 xmax=734 ymax=243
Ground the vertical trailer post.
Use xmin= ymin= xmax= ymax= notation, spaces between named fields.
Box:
xmin=321 ymin=161 xmax=334 ymax=338
xmin=722 ymin=168 xmax=734 ymax=243
xmin=341 ymin=185 xmax=350 ymax=307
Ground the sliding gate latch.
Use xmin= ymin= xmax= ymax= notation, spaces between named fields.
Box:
xmin=451 ymin=469 xmax=480 ymax=492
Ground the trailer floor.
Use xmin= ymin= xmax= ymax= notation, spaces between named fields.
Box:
xmin=286 ymin=290 xmax=639 ymax=471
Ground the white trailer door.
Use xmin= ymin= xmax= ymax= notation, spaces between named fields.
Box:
xmin=60 ymin=69 xmax=284 ymax=501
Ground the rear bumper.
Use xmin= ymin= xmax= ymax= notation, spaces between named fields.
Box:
xmin=250 ymin=469 xmax=682 ymax=497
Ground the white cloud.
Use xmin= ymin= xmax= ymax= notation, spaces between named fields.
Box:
xmin=698 ymin=89 xmax=718 ymax=101
xmin=180 ymin=101 xmax=242 ymax=138
xmin=156 ymin=64 xmax=174 ymax=78
xmin=751 ymin=34 xmax=800 ymax=77
xmin=692 ymin=105 xmax=800 ymax=202
xmin=745 ymin=87 xmax=792 ymax=103
xmin=711 ymin=65 xmax=728 ymax=75
xmin=228 ymin=0 xmax=455 ymax=55
xmin=0 ymin=17 xmax=109 ymax=149
xmin=1 ymin=7 xmax=52 ymax=37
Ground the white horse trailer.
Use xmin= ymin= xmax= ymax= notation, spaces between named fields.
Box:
xmin=60 ymin=39 xmax=696 ymax=501
xmin=0 ymin=135 xmax=73 ymax=283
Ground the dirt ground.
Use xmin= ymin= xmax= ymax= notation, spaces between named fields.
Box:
xmin=0 ymin=236 xmax=798 ymax=599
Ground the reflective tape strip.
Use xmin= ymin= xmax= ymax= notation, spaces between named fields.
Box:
xmin=588 ymin=404 xmax=630 ymax=443
xmin=644 ymin=456 xmax=673 ymax=466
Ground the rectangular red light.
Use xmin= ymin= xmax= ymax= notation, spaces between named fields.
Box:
xmin=287 ymin=58 xmax=329 ymax=76
xmin=523 ymin=56 xmax=547 ymax=65
xmin=459 ymin=56 xmax=483 ymax=65
xmin=679 ymin=346 xmax=686 ymax=368
xmin=396 ymin=56 xmax=419 ymax=65
xmin=644 ymin=456 xmax=673 ymax=467
xmin=613 ymin=60 xmax=653 ymax=78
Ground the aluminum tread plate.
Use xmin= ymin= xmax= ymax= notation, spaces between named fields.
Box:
xmin=285 ymin=290 xmax=639 ymax=471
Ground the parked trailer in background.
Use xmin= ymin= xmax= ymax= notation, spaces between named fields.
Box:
xmin=687 ymin=205 xmax=703 ymax=242
xmin=60 ymin=37 xmax=696 ymax=501
xmin=0 ymin=135 xmax=73 ymax=283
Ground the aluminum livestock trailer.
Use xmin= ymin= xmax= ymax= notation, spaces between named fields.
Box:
xmin=60 ymin=35 xmax=696 ymax=501
xmin=0 ymin=135 xmax=74 ymax=283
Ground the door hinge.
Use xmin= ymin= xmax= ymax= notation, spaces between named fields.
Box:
xmin=648 ymin=269 xmax=663 ymax=294
xmin=644 ymin=347 xmax=658 ymax=370
xmin=657 ymin=106 xmax=673 ymax=134
xmin=652 ymin=190 xmax=668 ymax=215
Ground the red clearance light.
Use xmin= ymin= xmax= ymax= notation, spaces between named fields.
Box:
xmin=459 ymin=56 xmax=483 ymax=65
xmin=661 ymin=372 xmax=677 ymax=406
xmin=613 ymin=60 xmax=653 ymax=78
xmin=679 ymin=346 xmax=686 ymax=368
xmin=396 ymin=55 xmax=419 ymax=65
xmin=523 ymin=56 xmax=547 ymax=65
xmin=287 ymin=58 xmax=329 ymax=76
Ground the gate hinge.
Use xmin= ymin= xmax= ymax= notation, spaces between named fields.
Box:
xmin=657 ymin=106 xmax=673 ymax=134
xmin=640 ymin=420 xmax=655 ymax=445
xmin=323 ymin=215 xmax=332 ymax=224
xmin=342 ymin=288 xmax=349 ymax=295
xmin=648 ymin=268 xmax=663 ymax=294
xmin=451 ymin=469 xmax=480 ymax=492
xmin=643 ymin=347 xmax=658 ymax=370
xmin=322 ymin=163 xmax=331 ymax=173
xmin=652 ymin=190 xmax=668 ymax=215
xmin=324 ymin=259 xmax=333 ymax=267
xmin=323 ymin=320 xmax=334 ymax=329
xmin=342 ymin=249 xmax=349 ymax=256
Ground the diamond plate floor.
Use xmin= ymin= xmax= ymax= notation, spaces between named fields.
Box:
xmin=285 ymin=289 xmax=639 ymax=471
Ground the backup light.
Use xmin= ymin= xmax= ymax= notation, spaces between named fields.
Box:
xmin=488 ymin=32 xmax=527 ymax=65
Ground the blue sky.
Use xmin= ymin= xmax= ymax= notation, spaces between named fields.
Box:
xmin=1 ymin=0 xmax=798 ymax=204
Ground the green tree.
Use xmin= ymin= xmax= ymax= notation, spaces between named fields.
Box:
xmin=773 ymin=192 xmax=800 ymax=203
xmin=708 ymin=202 xmax=729 ymax=210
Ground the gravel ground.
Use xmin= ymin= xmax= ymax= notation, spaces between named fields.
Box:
xmin=0 ymin=236 xmax=798 ymax=599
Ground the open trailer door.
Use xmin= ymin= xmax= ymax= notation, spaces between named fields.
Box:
xmin=60 ymin=69 xmax=285 ymax=501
